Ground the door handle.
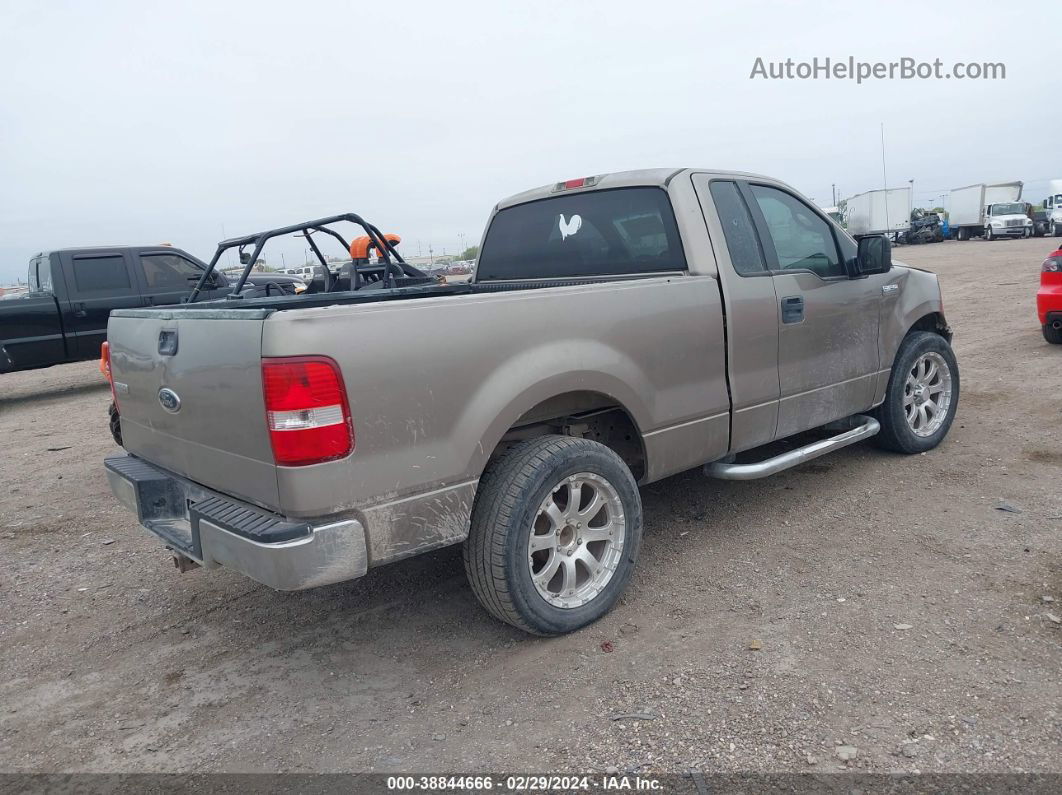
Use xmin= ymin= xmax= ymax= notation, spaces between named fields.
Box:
xmin=781 ymin=295 xmax=804 ymax=324
xmin=73 ymin=302 xmax=88 ymax=318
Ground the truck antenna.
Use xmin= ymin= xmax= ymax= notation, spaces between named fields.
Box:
xmin=880 ymin=123 xmax=889 ymax=233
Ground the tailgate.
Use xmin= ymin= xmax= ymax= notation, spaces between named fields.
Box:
xmin=108 ymin=307 xmax=279 ymax=510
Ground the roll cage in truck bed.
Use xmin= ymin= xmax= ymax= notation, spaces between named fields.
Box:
xmin=187 ymin=213 xmax=427 ymax=303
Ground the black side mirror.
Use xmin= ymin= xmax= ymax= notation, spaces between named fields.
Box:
xmin=855 ymin=235 xmax=892 ymax=276
xmin=239 ymin=252 xmax=252 ymax=265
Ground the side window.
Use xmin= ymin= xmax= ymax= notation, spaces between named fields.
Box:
xmin=27 ymin=256 xmax=42 ymax=291
xmin=750 ymin=185 xmax=845 ymax=278
xmin=140 ymin=254 xmax=204 ymax=289
xmin=38 ymin=257 xmax=53 ymax=292
xmin=708 ymin=181 xmax=766 ymax=275
xmin=72 ymin=255 xmax=132 ymax=293
xmin=835 ymin=228 xmax=857 ymax=266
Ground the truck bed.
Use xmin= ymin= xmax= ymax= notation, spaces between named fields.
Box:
xmin=107 ymin=273 xmax=731 ymax=562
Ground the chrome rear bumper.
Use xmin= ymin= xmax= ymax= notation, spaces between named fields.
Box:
xmin=105 ymin=454 xmax=367 ymax=590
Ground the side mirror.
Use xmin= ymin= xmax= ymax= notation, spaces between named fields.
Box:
xmin=239 ymin=252 xmax=252 ymax=265
xmin=855 ymin=235 xmax=892 ymax=276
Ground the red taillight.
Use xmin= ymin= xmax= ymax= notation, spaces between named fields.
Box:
xmin=99 ymin=341 xmax=111 ymax=380
xmin=262 ymin=356 xmax=353 ymax=467
xmin=564 ymin=178 xmax=586 ymax=189
xmin=1043 ymin=256 xmax=1061 ymax=273
xmin=99 ymin=342 xmax=119 ymax=407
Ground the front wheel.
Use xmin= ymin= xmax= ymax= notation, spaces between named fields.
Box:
xmin=985 ymin=227 xmax=994 ymax=241
xmin=872 ymin=332 xmax=960 ymax=454
xmin=463 ymin=435 xmax=642 ymax=635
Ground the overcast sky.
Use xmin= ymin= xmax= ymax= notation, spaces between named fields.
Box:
xmin=1 ymin=0 xmax=1059 ymax=282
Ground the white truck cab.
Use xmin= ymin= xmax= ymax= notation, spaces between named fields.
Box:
xmin=984 ymin=201 xmax=1034 ymax=241
xmin=1044 ymin=183 xmax=1062 ymax=237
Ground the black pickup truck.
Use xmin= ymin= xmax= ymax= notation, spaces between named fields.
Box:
xmin=0 ymin=246 xmax=306 ymax=374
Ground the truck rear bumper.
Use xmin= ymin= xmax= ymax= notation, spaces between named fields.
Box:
xmin=105 ymin=454 xmax=368 ymax=590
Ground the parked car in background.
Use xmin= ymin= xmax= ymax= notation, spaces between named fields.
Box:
xmin=1039 ymin=248 xmax=1062 ymax=344
xmin=103 ymin=169 xmax=960 ymax=635
xmin=0 ymin=246 xmax=307 ymax=375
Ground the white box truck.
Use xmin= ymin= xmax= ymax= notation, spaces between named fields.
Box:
xmin=1042 ymin=179 xmax=1062 ymax=237
xmin=949 ymin=181 xmax=1030 ymax=241
xmin=845 ymin=188 xmax=913 ymax=239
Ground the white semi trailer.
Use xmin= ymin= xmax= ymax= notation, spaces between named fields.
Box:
xmin=949 ymin=181 xmax=1030 ymax=241
xmin=845 ymin=188 xmax=913 ymax=239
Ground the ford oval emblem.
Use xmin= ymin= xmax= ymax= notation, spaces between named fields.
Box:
xmin=158 ymin=387 xmax=182 ymax=414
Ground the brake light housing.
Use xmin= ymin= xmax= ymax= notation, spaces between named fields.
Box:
xmin=1043 ymin=255 xmax=1061 ymax=273
xmin=262 ymin=356 xmax=354 ymax=467
xmin=553 ymin=175 xmax=599 ymax=192
xmin=99 ymin=342 xmax=119 ymax=407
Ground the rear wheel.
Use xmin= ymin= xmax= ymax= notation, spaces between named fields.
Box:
xmin=108 ymin=401 xmax=123 ymax=447
xmin=463 ymin=435 xmax=642 ymax=635
xmin=873 ymin=332 xmax=960 ymax=454
xmin=1044 ymin=324 xmax=1062 ymax=345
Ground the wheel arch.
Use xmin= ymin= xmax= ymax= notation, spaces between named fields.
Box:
xmin=907 ymin=311 xmax=952 ymax=343
xmin=493 ymin=390 xmax=648 ymax=481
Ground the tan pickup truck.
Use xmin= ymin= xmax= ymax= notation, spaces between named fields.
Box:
xmin=104 ymin=169 xmax=959 ymax=635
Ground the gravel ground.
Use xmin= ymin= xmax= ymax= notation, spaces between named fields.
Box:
xmin=1 ymin=237 xmax=1060 ymax=774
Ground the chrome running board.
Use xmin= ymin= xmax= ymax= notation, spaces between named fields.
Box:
xmin=705 ymin=415 xmax=880 ymax=481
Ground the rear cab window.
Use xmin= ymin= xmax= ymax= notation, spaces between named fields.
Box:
xmin=476 ymin=187 xmax=686 ymax=281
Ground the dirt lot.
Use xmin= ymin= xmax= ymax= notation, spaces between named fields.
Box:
xmin=2 ymin=238 xmax=1060 ymax=775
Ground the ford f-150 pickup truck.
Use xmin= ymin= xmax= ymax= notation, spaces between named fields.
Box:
xmin=104 ymin=169 xmax=960 ymax=635
xmin=0 ymin=246 xmax=307 ymax=374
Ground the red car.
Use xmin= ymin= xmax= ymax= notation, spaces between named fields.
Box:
xmin=1040 ymin=248 xmax=1062 ymax=344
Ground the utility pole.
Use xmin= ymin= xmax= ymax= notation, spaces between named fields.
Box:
xmin=832 ymin=184 xmax=836 ymax=205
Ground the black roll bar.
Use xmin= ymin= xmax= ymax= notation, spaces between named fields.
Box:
xmin=189 ymin=212 xmax=406 ymax=303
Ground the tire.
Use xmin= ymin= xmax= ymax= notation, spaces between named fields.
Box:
xmin=957 ymin=227 xmax=968 ymax=241
xmin=872 ymin=332 xmax=960 ymax=454
xmin=463 ymin=435 xmax=642 ymax=636
xmin=1023 ymin=228 xmax=1032 ymax=239
xmin=1055 ymin=223 xmax=1062 ymax=237
xmin=1044 ymin=324 xmax=1062 ymax=345
xmin=108 ymin=400 xmax=123 ymax=447
xmin=985 ymin=226 xmax=994 ymax=241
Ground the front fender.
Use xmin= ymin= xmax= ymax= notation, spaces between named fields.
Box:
xmin=876 ymin=263 xmax=948 ymax=398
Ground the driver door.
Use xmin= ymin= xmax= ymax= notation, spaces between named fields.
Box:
xmin=741 ymin=182 xmax=885 ymax=437
xmin=134 ymin=250 xmax=224 ymax=307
